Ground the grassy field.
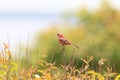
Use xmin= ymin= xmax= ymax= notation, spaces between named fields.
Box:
xmin=0 ymin=42 xmax=120 ymax=80
xmin=0 ymin=2 xmax=120 ymax=80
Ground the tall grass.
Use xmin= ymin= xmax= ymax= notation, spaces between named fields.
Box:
xmin=0 ymin=42 xmax=119 ymax=80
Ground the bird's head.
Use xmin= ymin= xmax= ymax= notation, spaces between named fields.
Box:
xmin=57 ymin=33 xmax=64 ymax=38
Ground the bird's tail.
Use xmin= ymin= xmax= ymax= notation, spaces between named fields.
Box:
xmin=71 ymin=43 xmax=79 ymax=49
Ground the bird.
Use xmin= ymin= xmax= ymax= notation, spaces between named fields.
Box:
xmin=57 ymin=33 xmax=79 ymax=48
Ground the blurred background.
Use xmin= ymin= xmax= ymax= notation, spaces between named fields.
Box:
xmin=0 ymin=0 xmax=120 ymax=72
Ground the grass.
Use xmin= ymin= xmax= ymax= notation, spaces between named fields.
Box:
xmin=0 ymin=42 xmax=119 ymax=80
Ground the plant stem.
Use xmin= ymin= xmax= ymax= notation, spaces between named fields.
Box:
xmin=6 ymin=55 xmax=11 ymax=80
xmin=62 ymin=46 xmax=67 ymax=79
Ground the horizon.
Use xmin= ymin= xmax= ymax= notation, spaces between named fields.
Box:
xmin=0 ymin=0 xmax=120 ymax=47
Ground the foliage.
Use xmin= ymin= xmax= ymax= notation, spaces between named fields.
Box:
xmin=1 ymin=1 xmax=120 ymax=80
xmin=0 ymin=42 xmax=119 ymax=79
xmin=30 ymin=2 xmax=120 ymax=72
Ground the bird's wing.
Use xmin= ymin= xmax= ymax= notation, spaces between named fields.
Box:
xmin=59 ymin=38 xmax=70 ymax=44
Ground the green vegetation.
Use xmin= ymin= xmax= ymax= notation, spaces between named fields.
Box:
xmin=0 ymin=1 xmax=120 ymax=80
xmin=31 ymin=2 xmax=120 ymax=72
xmin=0 ymin=42 xmax=119 ymax=80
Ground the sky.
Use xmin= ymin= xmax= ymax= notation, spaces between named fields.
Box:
xmin=0 ymin=0 xmax=101 ymax=14
xmin=0 ymin=0 xmax=120 ymax=47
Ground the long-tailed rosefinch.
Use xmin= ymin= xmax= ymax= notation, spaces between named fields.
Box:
xmin=57 ymin=33 xmax=79 ymax=48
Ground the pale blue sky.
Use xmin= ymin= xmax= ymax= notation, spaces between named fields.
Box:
xmin=0 ymin=0 xmax=101 ymax=14
xmin=0 ymin=0 xmax=120 ymax=47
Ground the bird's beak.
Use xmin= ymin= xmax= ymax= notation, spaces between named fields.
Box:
xmin=57 ymin=33 xmax=60 ymax=36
